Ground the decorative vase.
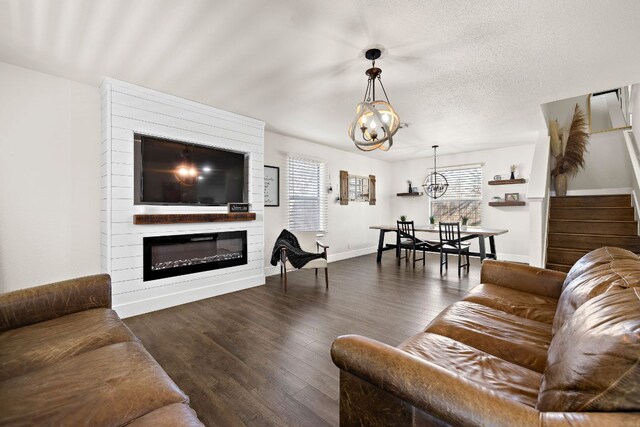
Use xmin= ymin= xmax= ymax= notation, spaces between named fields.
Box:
xmin=555 ymin=173 xmax=568 ymax=197
xmin=408 ymin=184 xmax=413 ymax=193
xmin=461 ymin=225 xmax=467 ymax=231
xmin=510 ymin=171 xmax=515 ymax=180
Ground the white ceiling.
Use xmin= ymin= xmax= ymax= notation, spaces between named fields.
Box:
xmin=1 ymin=0 xmax=640 ymax=161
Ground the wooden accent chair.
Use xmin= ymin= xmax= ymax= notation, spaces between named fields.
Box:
xmin=439 ymin=222 xmax=470 ymax=276
xmin=279 ymin=241 xmax=329 ymax=291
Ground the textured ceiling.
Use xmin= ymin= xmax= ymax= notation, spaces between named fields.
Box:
xmin=1 ymin=0 xmax=640 ymax=160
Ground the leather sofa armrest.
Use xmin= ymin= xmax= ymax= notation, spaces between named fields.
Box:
xmin=540 ymin=412 xmax=640 ymax=426
xmin=481 ymin=260 xmax=566 ymax=299
xmin=0 ymin=274 xmax=112 ymax=332
xmin=331 ymin=334 xmax=539 ymax=427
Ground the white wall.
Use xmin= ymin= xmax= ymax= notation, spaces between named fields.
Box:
xmin=0 ymin=62 xmax=101 ymax=292
xmin=263 ymin=132 xmax=392 ymax=275
xmin=389 ymin=144 xmax=536 ymax=263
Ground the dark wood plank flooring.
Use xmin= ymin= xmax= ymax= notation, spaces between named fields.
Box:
xmin=124 ymin=253 xmax=480 ymax=426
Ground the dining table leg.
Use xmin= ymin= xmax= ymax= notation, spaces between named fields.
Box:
xmin=489 ymin=236 xmax=496 ymax=259
xmin=478 ymin=236 xmax=486 ymax=261
xmin=376 ymin=229 xmax=386 ymax=263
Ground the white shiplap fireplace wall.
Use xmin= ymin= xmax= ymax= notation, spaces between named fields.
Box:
xmin=101 ymin=78 xmax=265 ymax=318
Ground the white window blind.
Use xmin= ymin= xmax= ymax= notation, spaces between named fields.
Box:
xmin=288 ymin=156 xmax=327 ymax=232
xmin=430 ymin=165 xmax=483 ymax=225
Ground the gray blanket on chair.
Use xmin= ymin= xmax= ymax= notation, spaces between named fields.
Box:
xmin=270 ymin=229 xmax=325 ymax=269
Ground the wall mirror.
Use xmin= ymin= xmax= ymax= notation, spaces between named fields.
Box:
xmin=588 ymin=85 xmax=633 ymax=133
xmin=348 ymin=175 xmax=370 ymax=202
xmin=339 ymin=170 xmax=376 ymax=205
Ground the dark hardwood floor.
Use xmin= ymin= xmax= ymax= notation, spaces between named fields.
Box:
xmin=124 ymin=252 xmax=480 ymax=426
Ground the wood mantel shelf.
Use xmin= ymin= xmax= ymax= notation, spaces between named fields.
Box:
xmin=133 ymin=212 xmax=256 ymax=225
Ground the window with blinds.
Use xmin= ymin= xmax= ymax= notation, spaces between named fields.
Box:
xmin=288 ymin=157 xmax=327 ymax=232
xmin=430 ymin=165 xmax=483 ymax=225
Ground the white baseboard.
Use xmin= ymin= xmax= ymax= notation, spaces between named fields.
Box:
xmin=327 ymin=246 xmax=378 ymax=263
xmin=496 ymin=253 xmax=530 ymax=264
xmin=550 ymin=187 xmax=632 ymax=196
xmin=264 ymin=246 xmax=379 ymax=277
xmin=114 ymin=274 xmax=264 ymax=318
xmin=265 ymin=265 xmax=280 ymax=277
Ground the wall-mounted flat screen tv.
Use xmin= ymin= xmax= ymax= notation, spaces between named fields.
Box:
xmin=134 ymin=134 xmax=247 ymax=206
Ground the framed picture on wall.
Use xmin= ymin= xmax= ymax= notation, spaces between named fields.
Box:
xmin=264 ymin=165 xmax=280 ymax=207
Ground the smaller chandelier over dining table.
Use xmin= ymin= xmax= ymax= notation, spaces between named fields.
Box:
xmin=348 ymin=48 xmax=400 ymax=152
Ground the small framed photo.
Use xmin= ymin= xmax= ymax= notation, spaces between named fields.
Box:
xmin=505 ymin=193 xmax=519 ymax=202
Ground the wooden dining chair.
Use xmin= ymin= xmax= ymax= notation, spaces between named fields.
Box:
xmin=396 ymin=220 xmax=432 ymax=269
xmin=438 ymin=222 xmax=470 ymax=276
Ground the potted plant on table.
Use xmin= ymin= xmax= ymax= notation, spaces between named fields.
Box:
xmin=429 ymin=215 xmax=435 ymax=226
xmin=461 ymin=216 xmax=469 ymax=230
xmin=400 ymin=215 xmax=407 ymax=222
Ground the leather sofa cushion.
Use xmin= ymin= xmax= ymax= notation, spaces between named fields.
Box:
xmin=553 ymin=247 xmax=640 ymax=335
xmin=129 ymin=403 xmax=204 ymax=426
xmin=538 ymin=288 xmax=640 ymax=412
xmin=425 ymin=301 xmax=552 ymax=373
xmin=399 ymin=332 xmax=542 ymax=407
xmin=0 ymin=308 xmax=138 ymax=381
xmin=0 ymin=341 xmax=188 ymax=426
xmin=463 ymin=283 xmax=558 ymax=324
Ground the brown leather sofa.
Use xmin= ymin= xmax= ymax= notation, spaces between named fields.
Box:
xmin=331 ymin=247 xmax=640 ymax=426
xmin=0 ymin=274 xmax=203 ymax=426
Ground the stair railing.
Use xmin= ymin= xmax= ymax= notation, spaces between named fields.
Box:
xmin=528 ymin=130 xmax=552 ymax=267
xmin=623 ymin=129 xmax=640 ymax=235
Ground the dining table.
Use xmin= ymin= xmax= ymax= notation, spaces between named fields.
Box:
xmin=369 ymin=225 xmax=509 ymax=263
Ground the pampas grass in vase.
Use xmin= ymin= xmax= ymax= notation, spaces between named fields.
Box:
xmin=550 ymin=104 xmax=589 ymax=196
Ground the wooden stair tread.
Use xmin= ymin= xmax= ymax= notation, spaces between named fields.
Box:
xmin=550 ymin=194 xmax=631 ymax=208
xmin=546 ymin=263 xmax=573 ymax=273
xmin=549 ymin=219 xmax=636 ymax=223
xmin=547 ymin=246 xmax=590 ymax=253
xmin=548 ymin=232 xmax=640 ymax=237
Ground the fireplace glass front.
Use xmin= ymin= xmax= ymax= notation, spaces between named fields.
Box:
xmin=143 ymin=231 xmax=247 ymax=281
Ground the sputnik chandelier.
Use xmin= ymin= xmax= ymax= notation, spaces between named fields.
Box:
xmin=422 ymin=145 xmax=448 ymax=199
xmin=348 ymin=48 xmax=400 ymax=152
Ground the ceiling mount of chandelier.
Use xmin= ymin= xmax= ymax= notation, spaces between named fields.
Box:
xmin=423 ymin=145 xmax=449 ymax=199
xmin=348 ymin=48 xmax=400 ymax=152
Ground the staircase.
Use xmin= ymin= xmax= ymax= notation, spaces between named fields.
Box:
xmin=546 ymin=194 xmax=640 ymax=272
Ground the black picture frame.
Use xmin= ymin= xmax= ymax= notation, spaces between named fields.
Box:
xmin=264 ymin=165 xmax=280 ymax=207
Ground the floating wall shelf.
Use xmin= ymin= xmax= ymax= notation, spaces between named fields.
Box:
xmin=133 ymin=213 xmax=256 ymax=224
xmin=488 ymin=201 xmax=526 ymax=207
xmin=397 ymin=192 xmax=423 ymax=197
xmin=488 ymin=178 xmax=526 ymax=185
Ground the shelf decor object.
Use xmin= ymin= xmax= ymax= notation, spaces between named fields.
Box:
xmin=422 ymin=145 xmax=448 ymax=199
xmin=488 ymin=178 xmax=526 ymax=185
xmin=347 ymin=48 xmax=400 ymax=152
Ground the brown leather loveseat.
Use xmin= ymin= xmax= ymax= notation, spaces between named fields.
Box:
xmin=332 ymin=247 xmax=640 ymax=426
xmin=0 ymin=274 xmax=203 ymax=426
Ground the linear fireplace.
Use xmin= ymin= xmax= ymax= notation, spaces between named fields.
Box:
xmin=143 ymin=231 xmax=247 ymax=281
